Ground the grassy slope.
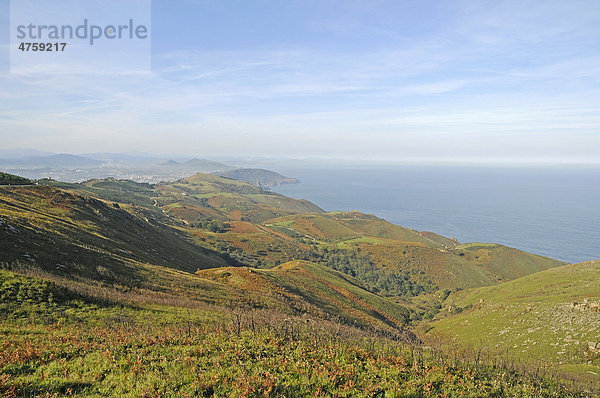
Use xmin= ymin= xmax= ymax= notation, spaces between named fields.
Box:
xmin=42 ymin=178 xmax=157 ymax=209
xmin=0 ymin=269 xmax=580 ymax=397
xmin=355 ymin=241 xmax=497 ymax=289
xmin=198 ymin=261 xmax=410 ymax=333
xmin=0 ymin=185 xmax=412 ymax=334
xmin=157 ymin=173 xmax=323 ymax=224
xmin=428 ymin=260 xmax=600 ymax=385
xmin=0 ymin=185 xmax=229 ymax=279
xmin=37 ymin=175 xmax=321 ymax=268
xmin=37 ymin=176 xmax=315 ymax=268
xmin=449 ymin=242 xmax=566 ymax=281
xmin=265 ymin=212 xmax=564 ymax=290
xmin=359 ymin=241 xmax=565 ymax=290
xmin=266 ymin=211 xmax=437 ymax=245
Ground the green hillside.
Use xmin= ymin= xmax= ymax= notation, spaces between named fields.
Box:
xmin=1 ymin=175 xmax=565 ymax=298
xmin=0 ymin=269 xmax=576 ymax=397
xmin=157 ymin=173 xmax=323 ymax=223
xmin=265 ymin=212 xmax=564 ymax=292
xmin=449 ymin=243 xmax=566 ymax=281
xmin=33 ymin=174 xmax=563 ymax=295
xmin=198 ymin=261 xmax=410 ymax=333
xmin=42 ymin=177 xmax=157 ymax=209
xmin=0 ymin=185 xmax=230 ymax=281
xmin=427 ymin=260 xmax=600 ymax=389
xmin=0 ymin=184 xmax=410 ymax=334
xmin=355 ymin=240 xmax=565 ymax=289
xmin=0 ymin=172 xmax=32 ymax=186
xmin=266 ymin=211 xmax=437 ymax=245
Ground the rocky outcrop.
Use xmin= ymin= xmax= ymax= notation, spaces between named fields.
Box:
xmin=570 ymin=298 xmax=600 ymax=312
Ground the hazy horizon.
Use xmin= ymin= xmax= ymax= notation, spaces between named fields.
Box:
xmin=2 ymin=147 xmax=600 ymax=168
xmin=1 ymin=0 xmax=599 ymax=161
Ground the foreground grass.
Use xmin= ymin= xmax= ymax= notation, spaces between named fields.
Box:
xmin=1 ymin=326 xmax=581 ymax=398
xmin=0 ymin=270 xmax=587 ymax=397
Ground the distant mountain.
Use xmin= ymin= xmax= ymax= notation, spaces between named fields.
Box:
xmin=157 ymin=158 xmax=233 ymax=174
xmin=81 ymin=152 xmax=166 ymax=166
xmin=0 ymin=154 xmax=103 ymax=169
xmin=160 ymin=160 xmax=181 ymax=166
xmin=181 ymin=158 xmax=232 ymax=171
xmin=0 ymin=154 xmax=236 ymax=183
xmin=212 ymin=168 xmax=299 ymax=188
xmin=0 ymin=148 xmax=55 ymax=159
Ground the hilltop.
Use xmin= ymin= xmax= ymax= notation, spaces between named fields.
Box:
xmin=0 ymin=154 xmax=102 ymax=169
xmin=0 ymin=172 xmax=32 ymax=185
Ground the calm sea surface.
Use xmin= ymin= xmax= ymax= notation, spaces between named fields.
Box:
xmin=272 ymin=166 xmax=600 ymax=263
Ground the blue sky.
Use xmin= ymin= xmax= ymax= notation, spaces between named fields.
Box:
xmin=1 ymin=0 xmax=599 ymax=162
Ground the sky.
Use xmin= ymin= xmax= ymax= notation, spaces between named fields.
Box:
xmin=1 ymin=0 xmax=599 ymax=163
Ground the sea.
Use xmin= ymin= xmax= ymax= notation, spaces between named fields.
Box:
xmin=271 ymin=165 xmax=600 ymax=264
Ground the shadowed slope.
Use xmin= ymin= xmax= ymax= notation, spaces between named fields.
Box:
xmin=0 ymin=185 xmax=230 ymax=281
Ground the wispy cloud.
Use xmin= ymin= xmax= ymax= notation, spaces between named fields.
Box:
xmin=0 ymin=0 xmax=598 ymax=160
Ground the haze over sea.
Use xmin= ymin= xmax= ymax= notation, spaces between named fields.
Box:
xmin=272 ymin=165 xmax=600 ymax=264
